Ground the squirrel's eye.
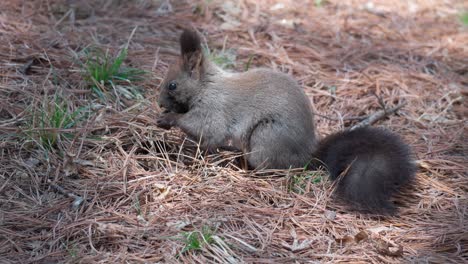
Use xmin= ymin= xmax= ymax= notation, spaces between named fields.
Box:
xmin=168 ymin=82 xmax=177 ymax=91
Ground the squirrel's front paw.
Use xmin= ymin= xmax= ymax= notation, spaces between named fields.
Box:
xmin=157 ymin=113 xmax=179 ymax=130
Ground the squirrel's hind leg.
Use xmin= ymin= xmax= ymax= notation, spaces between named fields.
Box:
xmin=247 ymin=120 xmax=315 ymax=169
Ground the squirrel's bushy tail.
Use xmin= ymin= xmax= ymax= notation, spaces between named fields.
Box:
xmin=313 ymin=127 xmax=417 ymax=214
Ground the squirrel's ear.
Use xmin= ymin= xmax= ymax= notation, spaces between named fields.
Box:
xmin=180 ymin=29 xmax=201 ymax=55
xmin=179 ymin=29 xmax=204 ymax=79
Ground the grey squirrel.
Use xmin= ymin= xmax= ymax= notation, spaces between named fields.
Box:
xmin=157 ymin=30 xmax=417 ymax=214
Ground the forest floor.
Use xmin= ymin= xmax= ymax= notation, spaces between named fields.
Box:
xmin=0 ymin=0 xmax=467 ymax=263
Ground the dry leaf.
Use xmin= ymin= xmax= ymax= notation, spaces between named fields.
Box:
xmin=154 ymin=183 xmax=171 ymax=200
xmin=324 ymin=210 xmax=336 ymax=220
xmin=375 ymin=240 xmax=403 ymax=257
xmin=166 ymin=220 xmax=191 ymax=230
xmin=355 ymin=230 xmax=369 ymax=243
xmin=335 ymin=235 xmax=354 ymax=245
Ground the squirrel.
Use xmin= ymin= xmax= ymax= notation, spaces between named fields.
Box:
xmin=156 ymin=30 xmax=417 ymax=214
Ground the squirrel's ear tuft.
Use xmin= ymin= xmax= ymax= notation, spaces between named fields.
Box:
xmin=180 ymin=29 xmax=201 ymax=55
xmin=179 ymin=29 xmax=204 ymax=79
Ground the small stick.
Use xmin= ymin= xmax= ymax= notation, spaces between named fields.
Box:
xmin=351 ymin=101 xmax=407 ymax=131
xmin=19 ymin=59 xmax=35 ymax=75
xmin=313 ymin=112 xmax=367 ymax=121
xmin=54 ymin=8 xmax=73 ymax=28
xmin=47 ymin=179 xmax=84 ymax=209
xmin=125 ymin=25 xmax=139 ymax=50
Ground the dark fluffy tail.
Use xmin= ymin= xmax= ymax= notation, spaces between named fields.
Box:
xmin=313 ymin=127 xmax=417 ymax=214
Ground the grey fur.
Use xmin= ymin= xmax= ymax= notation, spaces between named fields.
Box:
xmin=158 ymin=30 xmax=317 ymax=169
xmin=160 ymin=67 xmax=317 ymax=169
xmin=157 ymin=30 xmax=416 ymax=213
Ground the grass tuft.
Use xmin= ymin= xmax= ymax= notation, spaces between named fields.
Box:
xmin=203 ymin=45 xmax=237 ymax=69
xmin=244 ymin=55 xmax=255 ymax=71
xmin=288 ymin=171 xmax=324 ymax=194
xmin=314 ymin=0 xmax=327 ymax=7
xmin=25 ymin=97 xmax=86 ymax=150
xmin=179 ymin=226 xmax=216 ymax=255
xmin=82 ymin=47 xmax=146 ymax=97
xmin=460 ymin=11 xmax=468 ymax=25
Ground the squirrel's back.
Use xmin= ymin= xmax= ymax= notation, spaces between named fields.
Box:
xmin=202 ymin=67 xmax=318 ymax=168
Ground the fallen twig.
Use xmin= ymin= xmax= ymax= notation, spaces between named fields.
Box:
xmin=350 ymin=102 xmax=407 ymax=130
xmin=47 ymin=179 xmax=84 ymax=209
xmin=313 ymin=112 xmax=367 ymax=121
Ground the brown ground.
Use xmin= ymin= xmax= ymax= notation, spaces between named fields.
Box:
xmin=0 ymin=0 xmax=467 ymax=263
